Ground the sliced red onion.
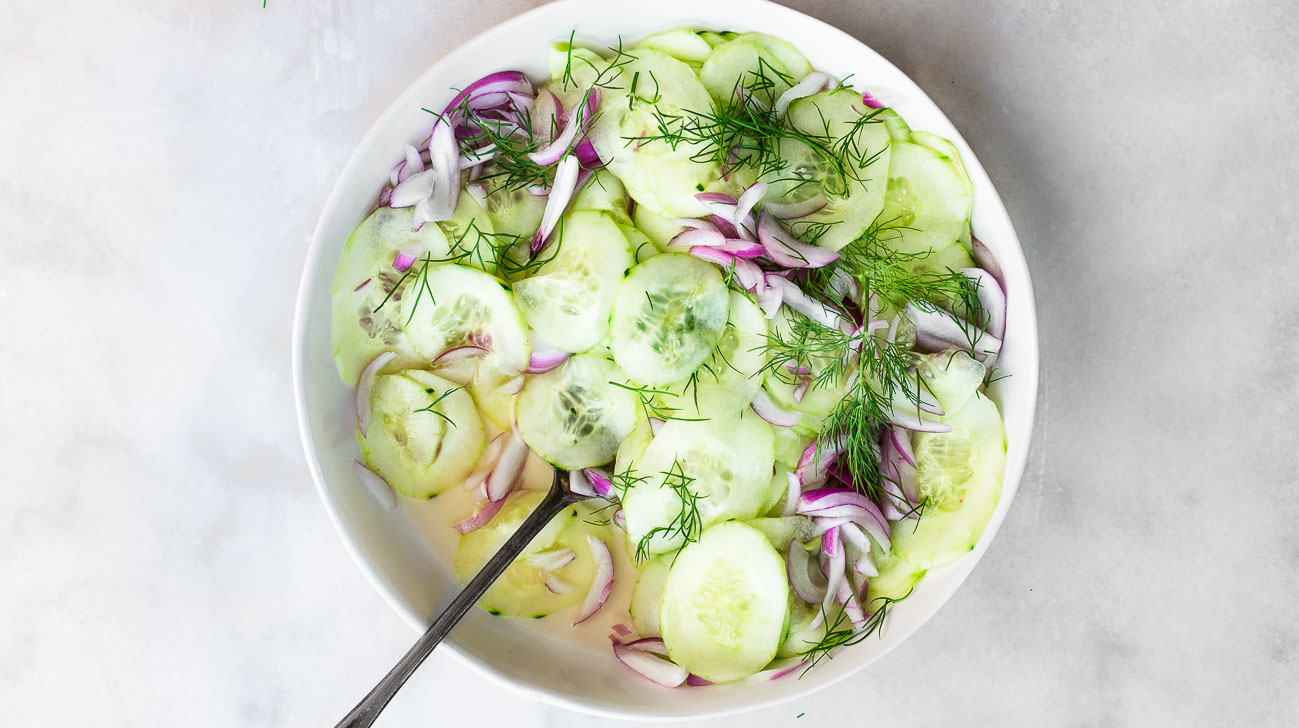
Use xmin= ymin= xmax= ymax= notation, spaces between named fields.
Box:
xmin=458 ymin=143 xmax=496 ymax=170
xmin=971 ymin=237 xmax=1006 ymax=289
xmin=574 ymin=138 xmax=604 ymax=169
xmin=532 ymin=155 xmax=580 ymax=254
xmin=787 ymin=538 xmax=827 ymax=603
xmin=887 ymin=426 xmax=917 ymax=468
xmin=810 ymin=516 xmax=853 ymax=538
xmin=433 ymin=344 xmax=489 ymax=364
xmin=401 ymin=144 xmax=425 ymax=181
xmin=799 ymin=488 xmax=891 ymax=540
xmin=747 ymin=658 xmax=810 ymax=682
xmin=811 ymin=527 xmax=846 ymax=630
xmin=906 ymin=302 xmax=1002 ymax=365
xmin=688 ymin=246 xmax=764 ymax=289
xmin=572 ymin=535 xmax=614 ymax=625
xmin=392 ymin=251 xmax=418 ymax=272
xmin=584 ymin=467 xmax=614 ymax=498
xmin=354 ymin=278 xmax=372 ymax=292
xmin=734 ymin=182 xmax=766 ymax=234
xmin=613 ymin=642 xmax=688 ymax=687
xmin=389 ymin=169 xmax=436 ymax=209
xmin=377 ymin=185 xmax=393 ymax=208
xmin=685 ymin=674 xmax=713 ymax=687
xmin=757 ymin=211 xmax=840 ymax=268
xmin=529 ymin=89 xmax=601 ymax=165
xmin=715 ymin=239 xmax=765 ymax=258
xmin=861 ymin=91 xmax=885 ymax=109
xmin=839 ymin=523 xmax=880 ymax=577
xmin=544 ymin=574 xmax=574 ymax=594
xmin=961 ymin=267 xmax=1007 ymax=340
xmin=353 ymin=460 xmax=397 ymax=511
xmin=526 ymin=547 xmax=576 ymax=571
xmin=454 ymin=496 xmax=506 ymax=534
xmin=649 ymin=417 xmax=665 ymax=436
xmin=766 ymin=276 xmax=847 ymax=330
xmin=836 ymin=579 xmax=868 ymax=627
xmin=888 ymin=407 xmax=953 ymax=434
xmin=762 ymin=196 xmax=827 ymax=220
xmin=465 ymin=182 xmax=487 ymax=207
xmin=612 ymin=623 xmax=632 ymax=637
xmin=485 ymin=433 xmax=528 ymax=502
xmin=755 ymin=282 xmax=784 ymax=319
xmin=675 ymin=217 xmax=719 ymax=233
xmin=355 ymin=351 xmax=397 ymax=437
xmin=792 ymin=379 xmax=810 ymax=403
xmin=463 ymin=433 xmax=506 ymax=491
xmin=423 ymin=118 xmax=461 ymax=224
xmin=443 ymin=71 xmax=534 ymax=117
xmin=527 ymin=184 xmax=550 ymax=197
xmin=780 ymin=470 xmax=801 ymax=518
xmin=526 ymin=344 xmax=569 ymax=374
xmin=706 ymin=213 xmax=740 ymax=239
xmin=774 ymin=71 xmax=829 ymax=118
xmin=751 ymin=389 xmax=801 ymax=427
xmin=568 ymin=469 xmax=598 ymax=498
xmin=668 ymin=228 xmax=726 ymax=249
xmin=695 ymin=191 xmax=738 ymax=206
xmin=796 ymin=436 xmax=845 ymax=487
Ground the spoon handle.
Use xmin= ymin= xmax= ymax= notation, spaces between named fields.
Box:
xmin=335 ymin=472 xmax=575 ymax=728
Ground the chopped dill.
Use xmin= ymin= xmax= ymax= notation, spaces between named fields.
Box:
xmin=634 ymin=459 xmax=705 ymax=563
xmin=797 ymin=594 xmax=906 ymax=674
xmin=413 ymin=386 xmax=461 ymax=427
xmin=608 ymin=381 xmax=708 ymax=423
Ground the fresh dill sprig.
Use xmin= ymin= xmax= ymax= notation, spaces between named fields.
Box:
xmin=796 ymin=594 xmax=906 ymax=674
xmin=413 ymin=386 xmax=461 ymax=427
xmin=608 ymin=381 xmax=708 ymax=423
xmin=634 ymin=459 xmax=705 ymax=563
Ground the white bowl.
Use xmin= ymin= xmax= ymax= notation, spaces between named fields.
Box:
xmin=293 ymin=0 xmax=1039 ymax=719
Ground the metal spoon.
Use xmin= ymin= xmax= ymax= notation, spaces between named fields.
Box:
xmin=335 ymin=468 xmax=580 ymax=728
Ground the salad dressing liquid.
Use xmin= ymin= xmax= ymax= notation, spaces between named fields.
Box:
xmin=398 ymin=424 xmax=640 ymax=652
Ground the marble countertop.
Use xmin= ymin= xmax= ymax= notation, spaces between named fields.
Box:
xmin=2 ymin=0 xmax=1296 ymax=725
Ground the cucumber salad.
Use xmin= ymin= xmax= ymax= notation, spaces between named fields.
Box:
xmin=332 ymin=28 xmax=1009 ymax=686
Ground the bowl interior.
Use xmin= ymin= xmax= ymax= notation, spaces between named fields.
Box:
xmin=293 ymin=0 xmax=1039 ymax=718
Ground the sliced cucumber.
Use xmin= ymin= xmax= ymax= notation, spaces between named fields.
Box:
xmin=886 ymin=393 xmax=1005 ymax=571
xmin=766 ymin=90 xmax=892 ymax=252
xmin=548 ymin=42 xmax=608 ymax=107
xmin=588 ymin=48 xmax=723 ymax=218
xmin=513 ymin=210 xmax=634 ymax=354
xmin=777 ymin=594 xmax=825 ymax=658
xmin=761 ymin=466 xmax=792 ymax=516
xmin=916 ymin=349 xmax=987 ymax=415
xmin=621 ymin=409 xmax=775 ymax=555
xmin=747 ymin=515 xmax=816 ymax=551
xmin=636 ymin=29 xmax=713 ymax=66
xmin=466 ymin=366 xmax=519 ymax=431
xmin=399 ymin=263 xmax=531 ymax=378
xmin=439 ymin=187 xmax=499 ymax=274
xmin=358 ymin=370 xmax=485 ymax=498
xmin=331 ymin=207 xmax=456 ymax=385
xmin=610 ymin=253 xmax=730 ymax=386
xmin=699 ymin=34 xmax=811 ymax=106
xmin=614 ymin=416 xmax=655 ymax=480
xmin=660 ymin=521 xmax=789 ymax=682
xmin=618 ymin=223 xmax=660 ymax=264
xmin=454 ymin=490 xmax=608 ymax=618
xmin=865 ymin=542 xmax=925 ymax=606
xmin=773 ymin=426 xmax=814 ymax=470
xmin=481 ymin=173 xmax=546 ymax=240
xmin=664 ymin=291 xmax=768 ymax=419
xmin=632 ymin=205 xmax=685 ymax=250
xmin=571 ymin=170 xmax=632 ymax=226
xmin=909 ymin=130 xmax=972 ymax=198
xmin=630 ymin=554 xmax=672 ymax=638
xmin=515 ymin=352 xmax=639 ymax=469
xmin=876 ymin=140 xmax=973 ymax=273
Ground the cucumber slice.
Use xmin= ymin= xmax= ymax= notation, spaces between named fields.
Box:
xmin=399 ymin=264 xmax=531 ymax=378
xmin=515 ymin=352 xmax=640 ymax=469
xmin=768 ymin=90 xmax=892 ymax=252
xmin=660 ymin=522 xmax=789 ymax=682
xmin=571 ymin=170 xmax=633 ymax=226
xmin=666 ymin=291 xmax=768 ymax=419
xmin=636 ymin=30 xmax=712 ymax=66
xmin=481 ymin=173 xmax=546 ymax=240
xmin=632 ymin=205 xmax=685 ymax=250
xmin=877 ymin=140 xmax=974 ymax=273
xmin=886 ymin=393 xmax=1006 ymax=571
xmin=621 ymin=409 xmax=775 ymax=556
xmin=548 ymin=43 xmax=608 ymax=106
xmin=618 ymin=223 xmax=660 ymax=264
xmin=630 ymin=555 xmax=672 ymax=638
xmin=588 ymin=48 xmax=723 ymax=218
xmin=513 ymin=210 xmax=634 ymax=354
xmin=778 ymin=594 xmax=826 ymax=658
xmin=614 ymin=416 xmax=655 ymax=480
xmin=466 ymin=366 xmax=519 ymax=431
xmin=700 ymin=35 xmax=811 ymax=106
xmin=454 ymin=490 xmax=608 ymax=618
xmin=358 ymin=370 xmax=485 ymax=498
xmin=865 ymin=542 xmax=925 ymax=605
xmin=916 ymin=349 xmax=987 ymax=415
xmin=610 ymin=253 xmax=730 ymax=386
xmin=773 ymin=426 xmax=814 ymax=470
xmin=760 ymin=466 xmax=790 ymax=516
xmin=438 ymin=187 xmax=499 ymax=274
xmin=331 ymin=207 xmax=456 ymax=385
xmin=747 ymin=516 xmax=816 ymax=551
xmin=909 ymin=131 xmax=973 ymax=198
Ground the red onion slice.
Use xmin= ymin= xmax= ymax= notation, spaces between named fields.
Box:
xmin=584 ymin=467 xmax=615 ymax=498
xmin=573 ymin=535 xmax=614 ymax=625
xmin=485 ymin=433 xmax=528 ymax=502
xmin=839 ymin=523 xmax=880 ymax=577
xmin=613 ymin=642 xmax=688 ymax=688
xmin=544 ymin=574 xmax=574 ymax=594
xmin=774 ymin=71 xmax=830 ymax=118
xmin=734 ymin=182 xmax=767 ymax=234
xmin=526 ymin=547 xmax=576 ymax=571
xmin=888 ymin=407 xmax=953 ymax=434
xmin=780 ymin=470 xmax=801 ymax=518
xmin=454 ymin=496 xmax=506 ymax=534
xmin=685 ymin=674 xmax=713 ymax=687
xmin=355 ymin=351 xmax=397 ymax=437
xmin=706 ymin=213 xmax=741 ymax=239
xmin=529 ymin=89 xmax=601 ymax=165
xmin=786 ymin=538 xmax=828 ymax=603
xmin=751 ymin=389 xmax=801 ymax=427
xmin=755 ymin=282 xmax=784 ymax=319
xmin=458 ymin=144 xmax=496 ymax=170
xmin=960 ymin=267 xmax=1007 ymax=340
xmin=423 ymin=119 xmax=461 ymax=225
xmin=526 ymin=347 xmax=569 ymax=374
xmin=811 ymin=527 xmax=846 ymax=630
xmin=757 ymin=211 xmax=840 ymax=269
xmin=796 ymin=436 xmax=845 ymax=486
xmin=649 ymin=417 xmax=665 ymax=436
xmin=612 ymin=623 xmax=632 ymax=637
xmin=353 ymin=460 xmax=397 ymax=511
xmin=392 ymin=251 xmax=418 ymax=272
xmin=906 ymin=302 xmax=1002 ymax=365
xmin=463 ymin=433 xmax=506 ymax=491
xmin=668 ymin=228 xmax=726 ymax=249
xmin=401 ymin=144 xmax=425 ymax=180
xmin=971 ymin=237 xmax=1006 ymax=289
xmin=433 ymin=345 xmax=489 ymax=364
xmin=532 ymin=155 xmax=581 ymax=254
xmin=568 ymin=469 xmax=598 ymax=498
xmin=747 ymin=658 xmax=810 ymax=682
xmin=861 ymin=91 xmax=885 ymax=109
xmin=887 ymin=427 xmax=917 ymax=468
xmin=792 ymin=379 xmax=810 ymax=403
xmin=766 ymin=276 xmax=848 ymax=330
xmin=674 ymin=217 xmax=719 ymax=233
xmin=389 ymin=169 xmax=436 ymax=209
xmin=762 ymin=196 xmax=827 ymax=220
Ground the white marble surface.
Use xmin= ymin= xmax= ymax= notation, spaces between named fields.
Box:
xmin=2 ymin=0 xmax=1296 ymax=725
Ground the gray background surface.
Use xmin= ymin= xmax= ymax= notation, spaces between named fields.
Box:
xmin=2 ymin=0 xmax=1295 ymax=725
